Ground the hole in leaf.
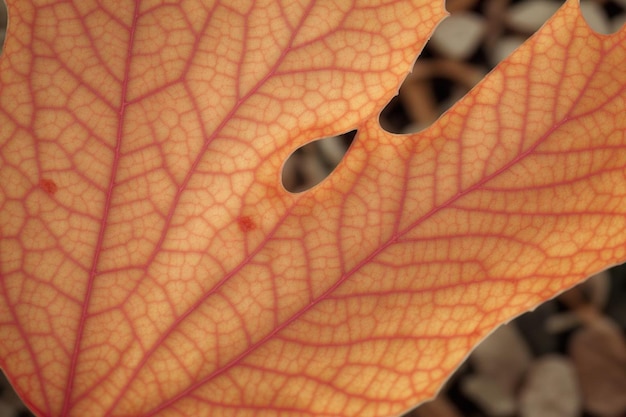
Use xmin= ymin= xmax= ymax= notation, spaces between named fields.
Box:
xmin=0 ymin=0 xmax=6 ymax=56
xmin=282 ymin=130 xmax=356 ymax=193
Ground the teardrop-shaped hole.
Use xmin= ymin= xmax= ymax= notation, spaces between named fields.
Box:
xmin=0 ymin=0 xmax=7 ymax=57
xmin=282 ymin=130 xmax=356 ymax=193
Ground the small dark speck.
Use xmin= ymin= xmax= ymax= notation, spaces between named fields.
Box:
xmin=237 ymin=216 xmax=256 ymax=232
xmin=39 ymin=178 xmax=58 ymax=195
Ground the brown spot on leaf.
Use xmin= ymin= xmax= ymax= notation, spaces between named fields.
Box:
xmin=40 ymin=178 xmax=57 ymax=195
xmin=237 ymin=216 xmax=256 ymax=232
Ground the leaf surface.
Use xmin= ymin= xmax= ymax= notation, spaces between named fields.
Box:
xmin=1 ymin=1 xmax=625 ymax=417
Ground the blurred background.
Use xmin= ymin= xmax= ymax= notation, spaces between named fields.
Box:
xmin=1 ymin=1 xmax=625 ymax=416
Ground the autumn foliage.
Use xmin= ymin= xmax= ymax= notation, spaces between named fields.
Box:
xmin=1 ymin=1 xmax=625 ymax=416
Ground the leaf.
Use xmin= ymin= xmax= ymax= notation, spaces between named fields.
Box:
xmin=519 ymin=355 xmax=581 ymax=417
xmin=0 ymin=1 xmax=625 ymax=417
xmin=570 ymin=317 xmax=626 ymax=416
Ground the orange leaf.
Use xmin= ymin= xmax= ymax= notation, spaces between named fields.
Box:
xmin=1 ymin=1 xmax=625 ymax=417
